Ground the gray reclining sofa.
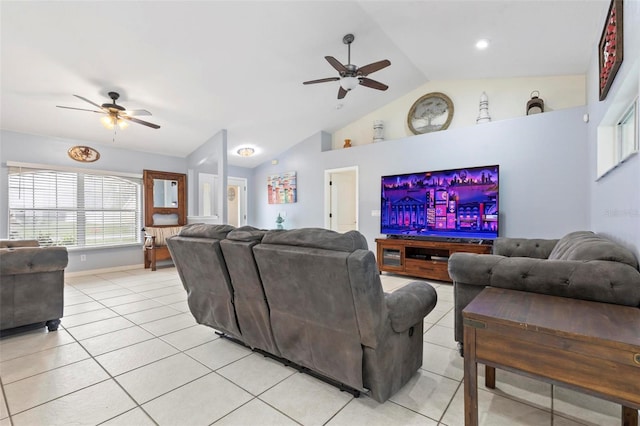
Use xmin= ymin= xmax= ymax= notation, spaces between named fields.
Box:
xmin=167 ymin=224 xmax=438 ymax=402
xmin=1 ymin=239 xmax=68 ymax=333
xmin=449 ymin=231 xmax=640 ymax=354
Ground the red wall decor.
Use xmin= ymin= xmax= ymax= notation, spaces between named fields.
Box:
xmin=598 ymin=0 xmax=624 ymax=101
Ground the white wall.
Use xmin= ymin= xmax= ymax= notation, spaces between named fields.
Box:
xmin=0 ymin=130 xmax=187 ymax=272
xmin=186 ymin=129 xmax=227 ymax=222
xmin=332 ymin=75 xmax=586 ymax=149
xmin=253 ymin=107 xmax=590 ymax=250
xmin=587 ymin=0 xmax=640 ymax=259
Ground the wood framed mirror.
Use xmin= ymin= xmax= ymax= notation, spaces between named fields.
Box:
xmin=143 ymin=170 xmax=187 ymax=227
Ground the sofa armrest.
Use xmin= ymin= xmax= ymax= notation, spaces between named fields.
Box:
xmin=385 ymin=282 xmax=437 ymax=333
xmin=448 ymin=253 xmax=505 ymax=286
xmin=492 ymin=237 xmax=558 ymax=258
xmin=0 ymin=247 xmax=69 ymax=275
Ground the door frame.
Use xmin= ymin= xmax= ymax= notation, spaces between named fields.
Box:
xmin=227 ymin=176 xmax=248 ymax=227
xmin=324 ymin=166 xmax=359 ymax=231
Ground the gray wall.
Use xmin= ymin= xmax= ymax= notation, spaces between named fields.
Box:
xmin=0 ymin=130 xmax=187 ymax=273
xmin=250 ymin=132 xmax=329 ymax=230
xmin=252 ymin=107 xmax=591 ymax=250
xmin=587 ymin=0 xmax=640 ymax=260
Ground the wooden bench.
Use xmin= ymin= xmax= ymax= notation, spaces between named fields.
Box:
xmin=143 ymin=226 xmax=182 ymax=271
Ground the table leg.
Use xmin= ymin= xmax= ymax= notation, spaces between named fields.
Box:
xmin=464 ymin=324 xmax=478 ymax=426
xmin=485 ymin=365 xmax=496 ymax=389
xmin=622 ymin=406 xmax=638 ymax=426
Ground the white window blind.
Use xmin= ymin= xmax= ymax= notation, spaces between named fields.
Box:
xmin=8 ymin=165 xmax=142 ymax=248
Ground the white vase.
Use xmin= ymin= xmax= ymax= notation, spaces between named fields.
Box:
xmin=373 ymin=120 xmax=384 ymax=142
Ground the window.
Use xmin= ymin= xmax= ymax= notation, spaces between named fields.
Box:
xmin=618 ymin=98 xmax=638 ymax=162
xmin=8 ymin=164 xmax=142 ymax=248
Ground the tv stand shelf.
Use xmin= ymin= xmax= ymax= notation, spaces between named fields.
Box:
xmin=376 ymin=238 xmax=492 ymax=282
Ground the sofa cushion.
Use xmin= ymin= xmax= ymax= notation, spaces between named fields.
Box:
xmin=261 ymin=228 xmax=368 ymax=252
xmin=492 ymin=237 xmax=558 ymax=259
xmin=177 ymin=223 xmax=235 ymax=240
xmin=548 ymin=231 xmax=638 ymax=269
xmin=226 ymin=226 xmax=267 ymax=242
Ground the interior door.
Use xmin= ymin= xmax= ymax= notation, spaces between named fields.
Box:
xmin=227 ymin=177 xmax=247 ymax=227
xmin=329 ymin=170 xmax=357 ymax=232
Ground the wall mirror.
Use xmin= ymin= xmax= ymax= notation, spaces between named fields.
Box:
xmin=143 ymin=170 xmax=187 ymax=227
xmin=153 ymin=179 xmax=179 ymax=207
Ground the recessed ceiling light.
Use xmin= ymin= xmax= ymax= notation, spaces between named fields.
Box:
xmin=475 ymin=39 xmax=490 ymax=50
xmin=237 ymin=147 xmax=255 ymax=157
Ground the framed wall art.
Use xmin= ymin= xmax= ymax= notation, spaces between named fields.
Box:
xmin=598 ymin=0 xmax=623 ymax=101
xmin=267 ymin=171 xmax=297 ymax=204
xmin=407 ymin=92 xmax=454 ymax=135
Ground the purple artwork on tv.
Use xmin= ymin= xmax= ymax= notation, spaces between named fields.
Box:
xmin=381 ymin=165 xmax=499 ymax=239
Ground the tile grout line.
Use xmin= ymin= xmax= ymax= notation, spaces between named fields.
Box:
xmin=437 ymin=375 xmax=463 ymax=425
xmin=67 ymin=274 xmax=161 ymax=426
xmin=2 ymin=271 xmax=177 ymax=425
xmin=0 ymin=373 xmax=13 ymax=424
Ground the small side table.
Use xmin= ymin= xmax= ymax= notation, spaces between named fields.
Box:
xmin=463 ymin=288 xmax=640 ymax=426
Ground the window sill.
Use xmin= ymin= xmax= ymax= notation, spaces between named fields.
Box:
xmin=67 ymin=243 xmax=143 ymax=252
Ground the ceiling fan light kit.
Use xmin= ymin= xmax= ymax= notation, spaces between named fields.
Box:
xmin=303 ymin=33 xmax=391 ymax=99
xmin=340 ymin=76 xmax=359 ymax=91
xmin=57 ymin=91 xmax=160 ymax=132
xmin=100 ymin=115 xmax=129 ymax=129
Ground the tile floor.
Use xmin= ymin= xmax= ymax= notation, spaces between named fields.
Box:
xmin=0 ymin=267 xmax=630 ymax=425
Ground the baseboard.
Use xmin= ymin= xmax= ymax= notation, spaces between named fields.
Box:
xmin=65 ymin=264 xmax=144 ymax=277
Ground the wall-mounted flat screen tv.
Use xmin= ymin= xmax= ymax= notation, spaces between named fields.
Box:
xmin=381 ymin=165 xmax=499 ymax=240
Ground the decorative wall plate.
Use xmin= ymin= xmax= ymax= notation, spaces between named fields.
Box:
xmin=227 ymin=187 xmax=236 ymax=202
xmin=68 ymin=146 xmax=100 ymax=163
xmin=407 ymin=92 xmax=454 ymax=135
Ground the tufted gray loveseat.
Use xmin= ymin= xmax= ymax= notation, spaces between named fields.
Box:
xmin=448 ymin=231 xmax=640 ymax=355
xmin=167 ymin=224 xmax=438 ymax=402
xmin=0 ymin=239 xmax=68 ymax=333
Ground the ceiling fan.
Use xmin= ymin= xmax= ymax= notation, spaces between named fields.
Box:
xmin=303 ymin=34 xmax=391 ymax=99
xmin=56 ymin=92 xmax=160 ymax=129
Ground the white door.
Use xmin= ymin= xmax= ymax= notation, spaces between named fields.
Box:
xmin=227 ymin=177 xmax=247 ymax=227
xmin=326 ymin=167 xmax=358 ymax=232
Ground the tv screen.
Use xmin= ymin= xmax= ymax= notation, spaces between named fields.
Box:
xmin=381 ymin=165 xmax=499 ymax=240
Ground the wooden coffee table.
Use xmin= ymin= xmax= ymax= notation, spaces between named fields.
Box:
xmin=463 ymin=287 xmax=640 ymax=426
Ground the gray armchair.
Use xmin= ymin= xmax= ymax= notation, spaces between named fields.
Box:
xmin=449 ymin=231 xmax=640 ymax=354
xmin=0 ymin=240 xmax=68 ymax=332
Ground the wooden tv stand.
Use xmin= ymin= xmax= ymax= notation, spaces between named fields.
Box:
xmin=375 ymin=238 xmax=492 ymax=282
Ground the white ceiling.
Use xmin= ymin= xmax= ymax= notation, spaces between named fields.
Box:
xmin=1 ymin=1 xmax=608 ymax=168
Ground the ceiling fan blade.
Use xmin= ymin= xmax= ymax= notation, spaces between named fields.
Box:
xmin=359 ymin=77 xmax=389 ymax=91
xmin=357 ymin=59 xmax=391 ymax=76
xmin=56 ymin=106 xmax=104 ymax=113
xmin=337 ymin=86 xmax=348 ymax=99
xmin=123 ymin=109 xmax=152 ymax=116
xmin=303 ymin=77 xmax=340 ymax=85
xmin=325 ymin=56 xmax=347 ymax=74
xmin=121 ymin=115 xmax=160 ymax=129
xmin=73 ymin=95 xmax=105 ymax=110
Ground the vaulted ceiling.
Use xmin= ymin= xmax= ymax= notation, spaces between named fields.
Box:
xmin=1 ymin=1 xmax=609 ymax=167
